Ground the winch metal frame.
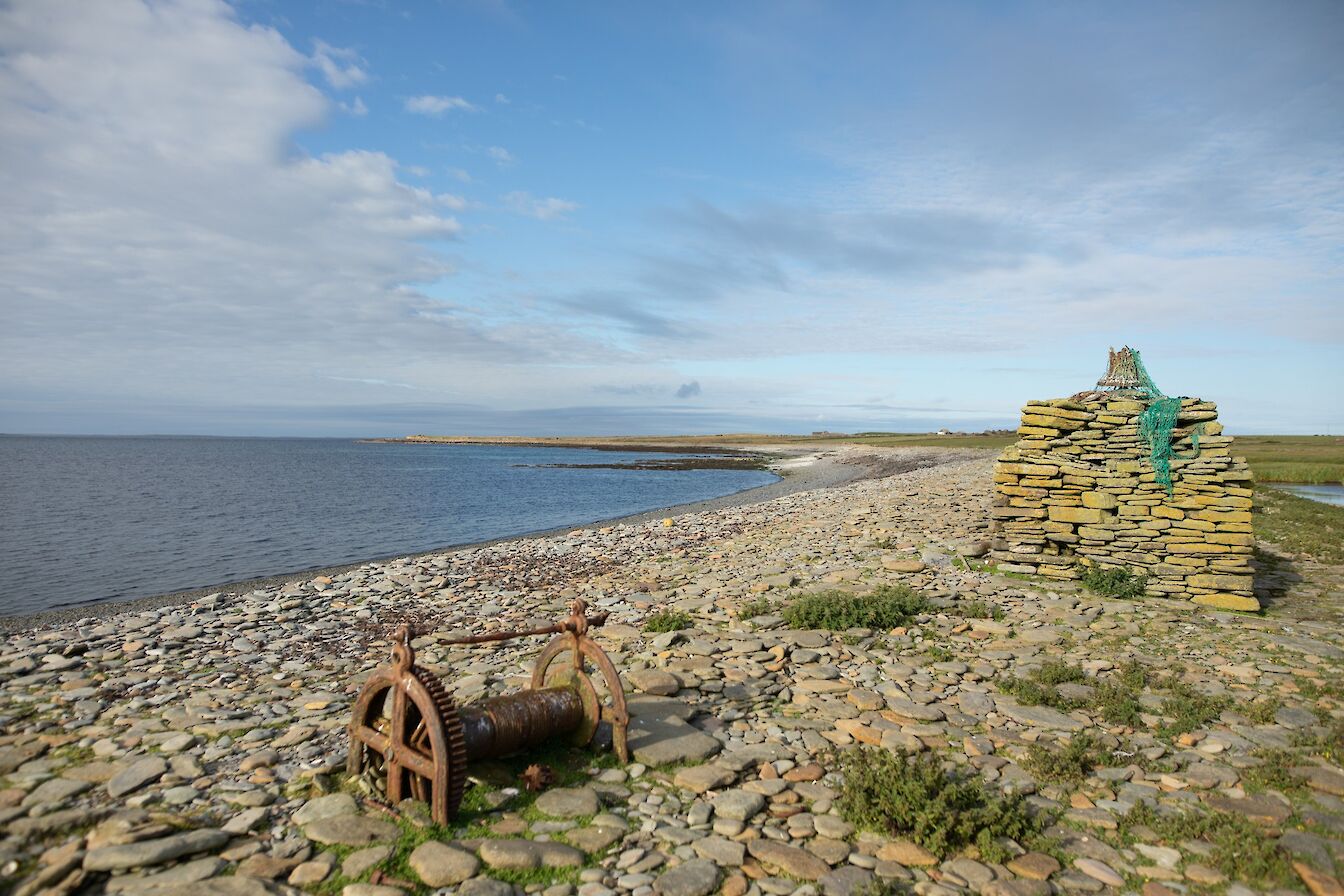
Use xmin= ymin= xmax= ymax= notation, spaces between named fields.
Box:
xmin=347 ymin=598 xmax=629 ymax=824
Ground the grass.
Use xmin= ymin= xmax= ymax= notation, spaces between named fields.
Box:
xmin=1253 ymin=485 xmax=1344 ymax=563
xmin=1234 ymin=435 xmax=1344 ymax=484
xmin=1077 ymin=565 xmax=1148 ymax=599
xmin=836 ymin=746 xmax=1047 ymax=864
xmin=643 ymin=609 xmax=693 ymax=632
xmin=780 ymin=585 xmax=929 ymax=631
xmin=1121 ymin=802 xmax=1296 ymax=888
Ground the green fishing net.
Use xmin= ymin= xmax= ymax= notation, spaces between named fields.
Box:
xmin=1131 ymin=350 xmax=1201 ymax=494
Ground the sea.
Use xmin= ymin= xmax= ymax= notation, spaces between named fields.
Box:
xmin=0 ymin=436 xmax=778 ymax=618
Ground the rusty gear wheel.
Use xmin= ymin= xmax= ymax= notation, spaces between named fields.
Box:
xmin=347 ymin=626 xmax=470 ymax=824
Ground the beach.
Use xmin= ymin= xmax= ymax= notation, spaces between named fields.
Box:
xmin=2 ymin=445 xmax=1342 ymax=896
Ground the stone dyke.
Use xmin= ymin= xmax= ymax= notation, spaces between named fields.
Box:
xmin=988 ymin=395 xmax=1259 ymax=611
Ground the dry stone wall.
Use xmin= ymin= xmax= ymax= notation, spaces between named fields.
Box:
xmin=988 ymin=396 xmax=1259 ymax=611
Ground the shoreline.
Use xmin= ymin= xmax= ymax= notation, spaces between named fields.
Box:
xmin=0 ymin=444 xmax=953 ymax=632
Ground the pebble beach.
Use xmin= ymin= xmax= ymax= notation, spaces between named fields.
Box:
xmin=2 ymin=446 xmax=1342 ymax=896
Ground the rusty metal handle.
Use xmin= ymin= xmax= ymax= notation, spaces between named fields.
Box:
xmin=433 ymin=601 xmax=609 ymax=647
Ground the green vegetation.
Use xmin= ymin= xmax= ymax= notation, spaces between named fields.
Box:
xmin=1155 ymin=679 xmax=1230 ymax=739
xmin=1235 ymin=435 xmax=1344 ymax=484
xmin=1253 ymin=485 xmax=1344 ymax=563
xmin=836 ymin=746 xmax=1047 ymax=863
xmin=951 ymin=600 xmax=1005 ymax=620
xmin=1240 ymin=748 xmax=1307 ymax=795
xmin=1022 ymin=733 xmax=1122 ymax=783
xmin=737 ymin=597 xmax=776 ymax=620
xmin=781 ymin=585 xmax=929 ymax=631
xmin=1121 ymin=803 xmax=1296 ymax=888
xmin=643 ymin=609 xmax=693 ymax=632
xmin=1077 ymin=565 xmax=1148 ymax=599
xmin=998 ymin=660 xmax=1088 ymax=711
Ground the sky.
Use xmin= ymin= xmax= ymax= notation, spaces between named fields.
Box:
xmin=1 ymin=0 xmax=1341 ymax=437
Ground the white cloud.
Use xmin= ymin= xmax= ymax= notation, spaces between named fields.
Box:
xmin=0 ymin=0 xmax=592 ymax=423
xmin=340 ymin=96 xmax=368 ymax=116
xmin=404 ymin=94 xmax=476 ymax=116
xmin=494 ymin=93 xmax=511 ymax=104
xmin=311 ymin=39 xmax=367 ymax=89
xmin=503 ymin=191 xmax=578 ymax=220
xmin=487 ymin=145 xmax=515 ymax=165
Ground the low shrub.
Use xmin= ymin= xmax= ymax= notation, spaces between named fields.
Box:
xmin=1122 ymin=803 xmax=1295 ymax=888
xmin=1078 ymin=565 xmax=1148 ymax=599
xmin=836 ymin=746 xmax=1046 ymax=863
xmin=738 ymin=597 xmax=776 ymax=620
xmin=1157 ymin=680 xmax=1230 ymax=738
xmin=643 ymin=610 xmax=692 ymax=633
xmin=781 ymin=585 xmax=928 ymax=631
xmin=1022 ymin=733 xmax=1121 ymax=783
xmin=953 ymin=600 xmax=1005 ymax=620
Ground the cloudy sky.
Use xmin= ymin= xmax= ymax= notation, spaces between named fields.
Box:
xmin=1 ymin=0 xmax=1340 ymax=436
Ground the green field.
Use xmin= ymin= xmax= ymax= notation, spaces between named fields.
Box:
xmin=1230 ymin=435 xmax=1344 ymax=484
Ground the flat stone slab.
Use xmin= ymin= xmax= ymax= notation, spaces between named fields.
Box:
xmin=409 ymin=841 xmax=480 ymax=886
xmin=711 ymin=788 xmax=765 ymax=821
xmin=302 ymin=814 xmax=401 ymax=846
xmin=478 ymin=839 xmax=584 ymax=870
xmin=673 ymin=763 xmax=736 ymax=794
xmin=108 ymin=756 xmax=168 ymax=798
xmin=747 ymin=839 xmax=831 ymax=881
xmin=996 ymin=700 xmax=1086 ymax=731
xmin=534 ymin=786 xmax=600 ymax=818
xmin=293 ymin=793 xmax=357 ymax=825
xmin=653 ymin=858 xmax=721 ymax=896
xmin=628 ymin=715 xmax=722 ymax=766
xmin=84 ymin=828 xmax=229 ymax=871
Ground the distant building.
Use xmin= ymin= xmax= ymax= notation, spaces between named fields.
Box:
xmin=936 ymin=428 xmax=952 ymax=436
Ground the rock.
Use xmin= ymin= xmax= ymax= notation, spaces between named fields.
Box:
xmin=1297 ymin=765 xmax=1344 ymax=796
xmin=673 ymin=763 xmax=735 ymax=794
xmin=876 ymin=840 xmax=938 ymax=867
xmin=84 ymin=828 xmax=230 ymax=871
xmin=21 ymin=776 xmax=92 ymax=807
xmin=342 ymin=886 xmax=405 ymax=896
xmin=996 ymin=700 xmax=1086 ymax=731
xmin=293 ymin=793 xmax=358 ymax=825
xmin=107 ymin=756 xmax=168 ymax=798
xmin=1008 ymin=853 xmax=1061 ymax=880
xmin=1294 ymin=861 xmax=1344 ymax=896
xmin=342 ymin=846 xmax=394 ymax=879
xmin=409 ymin=841 xmax=480 ymax=886
xmin=653 ymin=859 xmax=721 ymax=896
xmin=479 ymin=839 xmax=585 ymax=870
xmin=566 ymin=824 xmax=626 ymax=853
xmin=819 ymin=865 xmax=877 ymax=896
xmin=535 ymin=786 xmax=600 ymax=818
xmin=1074 ymin=858 xmax=1125 ymax=887
xmin=1203 ymin=791 xmax=1292 ymax=826
xmin=628 ymin=715 xmax=722 ymax=766
xmin=628 ymin=669 xmax=682 ymax=696
xmin=746 ymin=840 xmax=831 ymax=880
xmin=154 ymin=880 xmax=298 ymax=896
xmin=692 ymin=836 xmax=745 ymax=866
xmin=460 ymin=878 xmax=517 ymax=896
xmin=303 ymin=814 xmax=401 ymax=846
xmin=711 ymin=789 xmax=765 ymax=821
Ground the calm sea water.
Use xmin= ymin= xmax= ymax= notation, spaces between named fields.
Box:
xmin=0 ymin=436 xmax=777 ymax=617
xmin=1274 ymin=483 xmax=1344 ymax=507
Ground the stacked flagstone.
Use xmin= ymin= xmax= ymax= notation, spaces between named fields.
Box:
xmin=989 ymin=396 xmax=1259 ymax=611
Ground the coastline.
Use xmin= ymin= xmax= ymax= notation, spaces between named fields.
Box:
xmin=0 ymin=443 xmax=951 ymax=632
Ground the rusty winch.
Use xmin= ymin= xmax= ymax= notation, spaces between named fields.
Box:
xmin=347 ymin=599 xmax=630 ymax=823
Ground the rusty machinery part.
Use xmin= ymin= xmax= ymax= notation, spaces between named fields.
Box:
xmin=347 ymin=625 xmax=470 ymax=825
xmin=530 ymin=602 xmax=630 ymax=764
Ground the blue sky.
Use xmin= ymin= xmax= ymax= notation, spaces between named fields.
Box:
xmin=1 ymin=0 xmax=1341 ymax=436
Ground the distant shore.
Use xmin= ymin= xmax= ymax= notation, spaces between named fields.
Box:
xmin=0 ymin=443 xmax=952 ymax=631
